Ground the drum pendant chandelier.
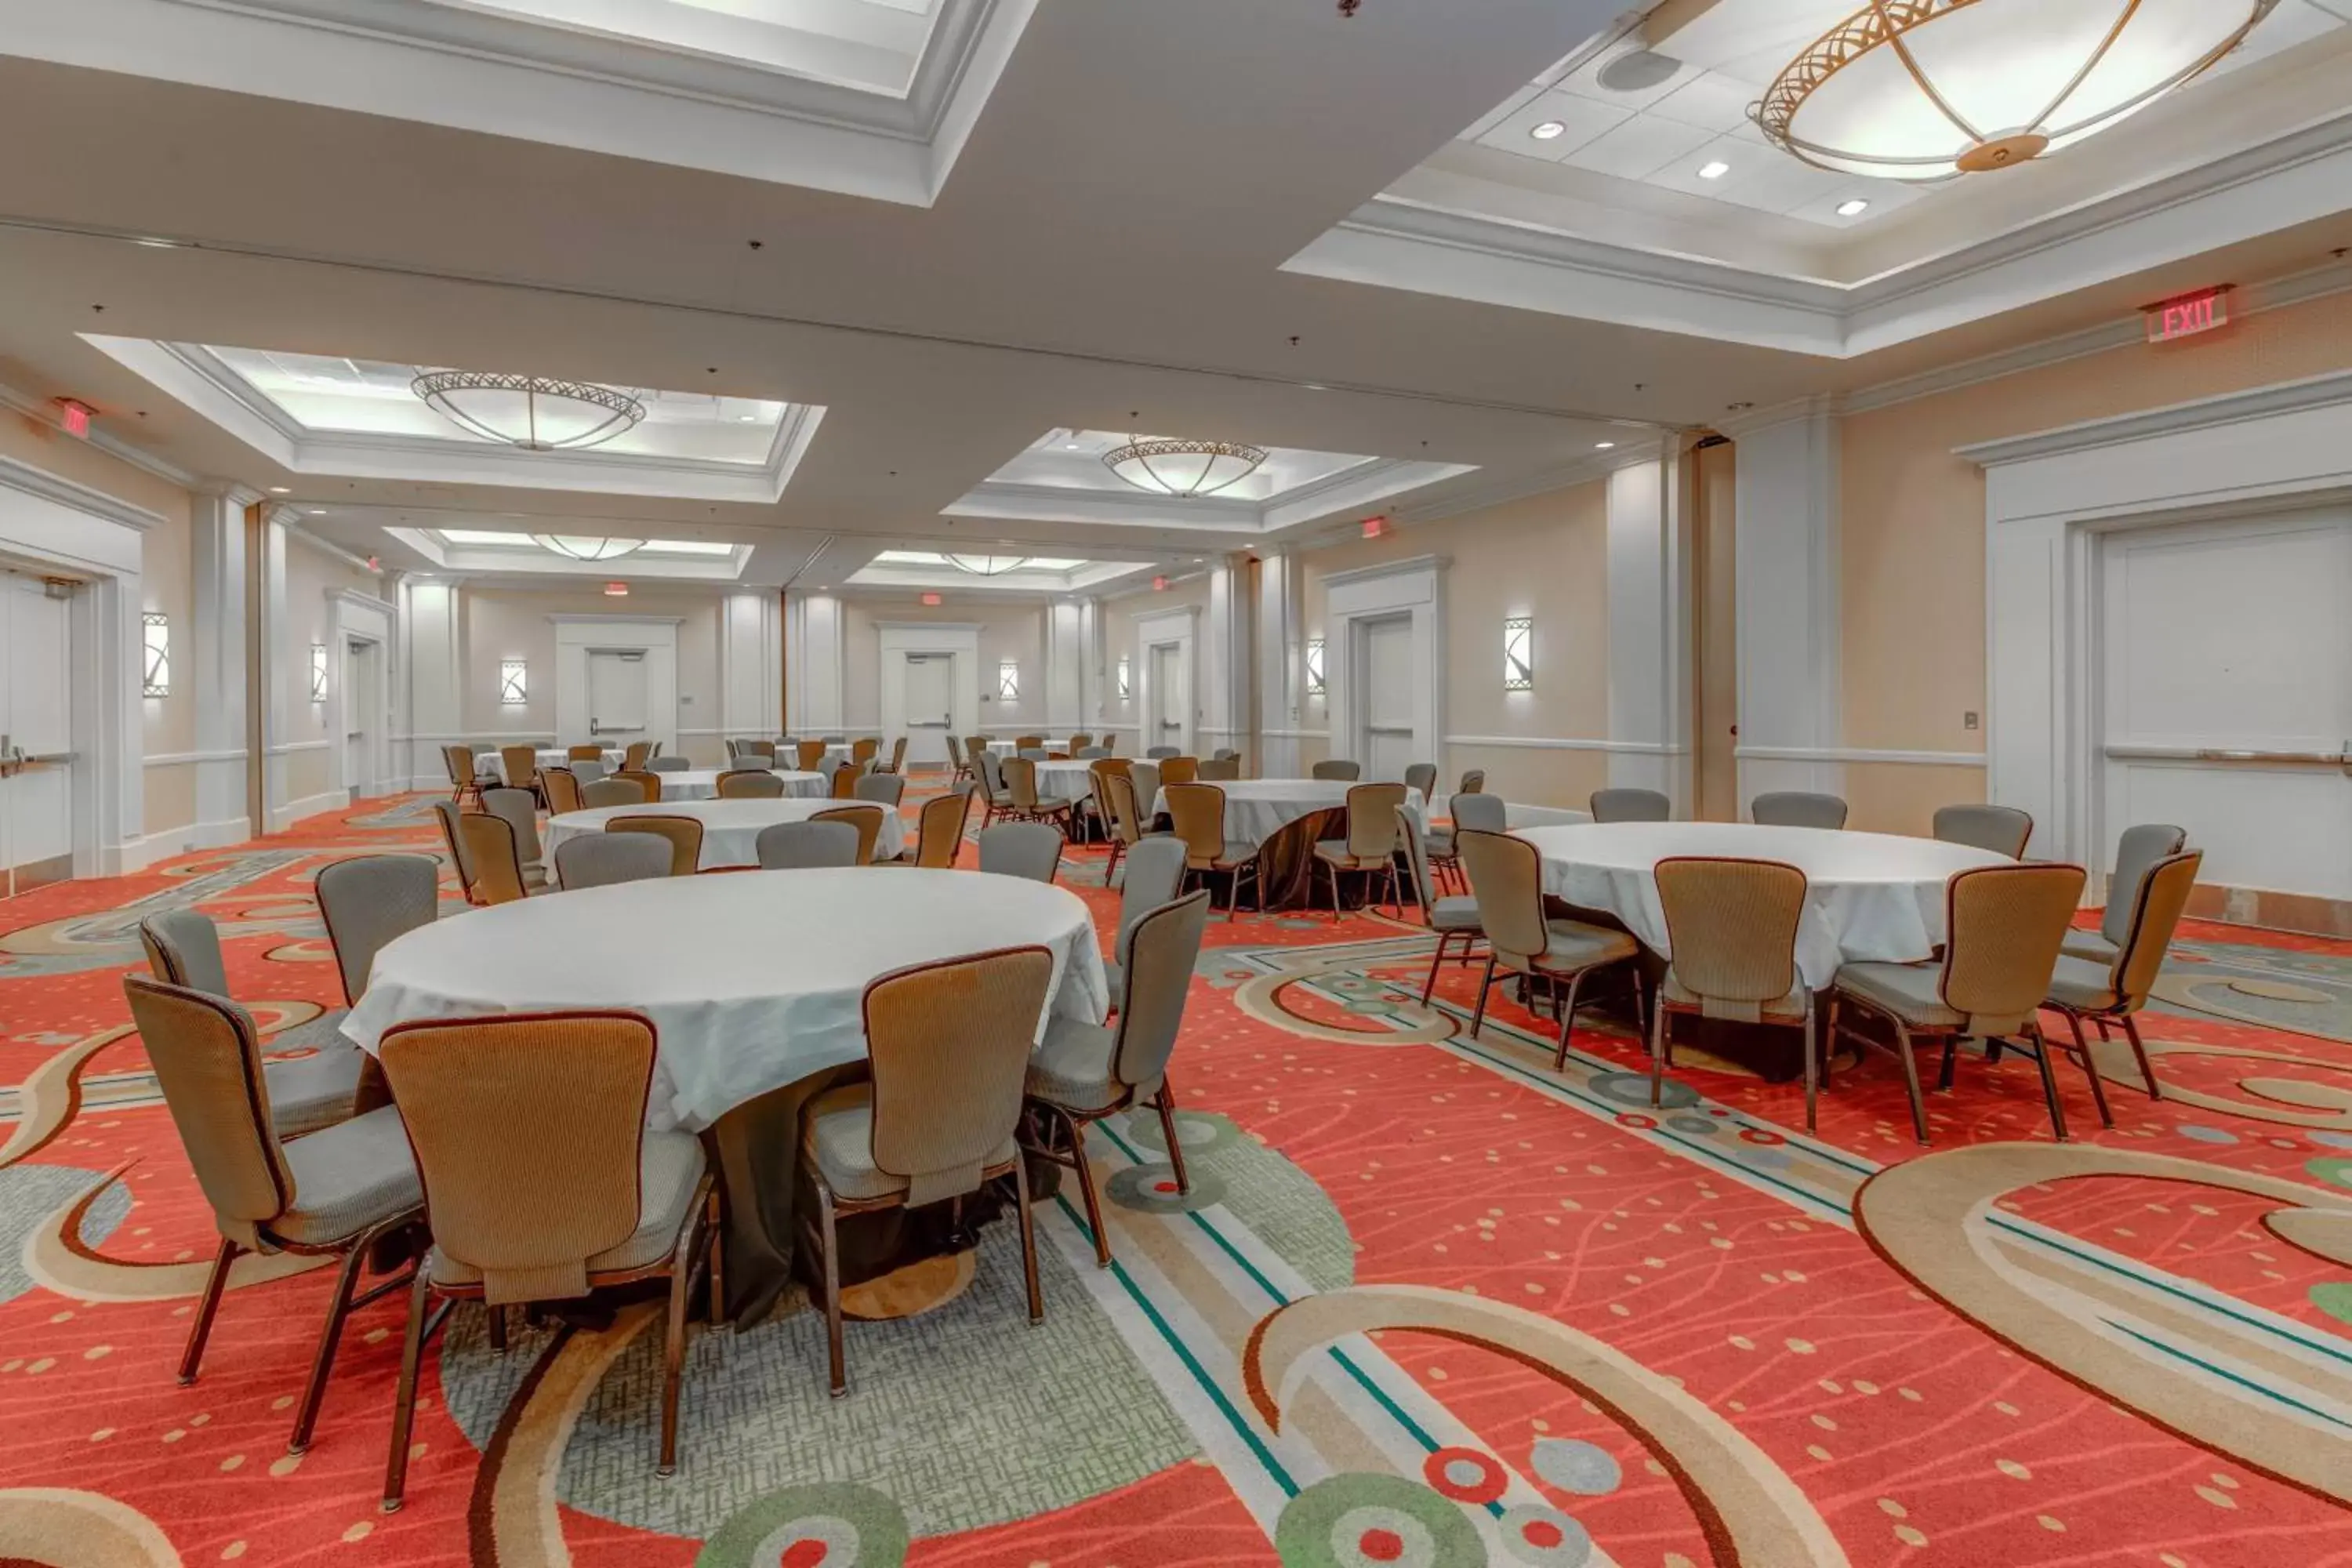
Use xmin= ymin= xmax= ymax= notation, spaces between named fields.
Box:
xmin=944 ymin=553 xmax=1029 ymax=575
xmin=532 ymin=535 xmax=645 ymax=562
xmin=411 ymin=369 xmax=647 ymax=451
xmin=1754 ymin=0 xmax=2278 ymax=181
xmin=1103 ymin=437 xmax=1269 ymax=499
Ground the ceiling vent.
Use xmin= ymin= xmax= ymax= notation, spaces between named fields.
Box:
xmin=1596 ymin=49 xmax=1681 ymax=93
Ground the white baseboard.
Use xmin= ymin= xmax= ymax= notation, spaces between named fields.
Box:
xmin=191 ymin=815 xmax=254 ymax=849
xmin=269 ymin=790 xmax=344 ymax=833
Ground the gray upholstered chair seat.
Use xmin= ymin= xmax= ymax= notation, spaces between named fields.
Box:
xmin=802 ymin=1083 xmax=1017 ymax=1203
xmin=262 ymin=1032 xmax=365 ymax=1138
xmin=1661 ymin=969 xmax=1806 ymax=1022
xmin=1025 ymin=1014 xmax=1134 ymax=1113
xmin=2045 ymin=953 xmax=2125 ymax=1011
xmin=1833 ymin=961 xmax=1965 ymax=1030
xmin=2060 ymin=929 xmax=2119 ymax=965
xmin=1423 ymin=827 xmax=1454 ymax=856
xmin=1196 ymin=839 xmax=1258 ymax=866
xmin=427 ymin=1131 xmax=703 ymax=1289
xmin=269 ymin=1106 xmax=423 ymax=1247
xmin=1429 ymin=895 xmax=1483 ymax=933
xmin=1517 ymin=920 xmax=1639 ymax=973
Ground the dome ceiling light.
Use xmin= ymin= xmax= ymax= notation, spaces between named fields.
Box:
xmin=412 ymin=369 xmax=646 ymax=450
xmin=1103 ymin=437 xmax=1270 ymax=499
xmin=944 ymin=553 xmax=1029 ymax=575
xmin=532 ymin=535 xmax=646 ymax=562
xmin=1754 ymin=0 xmax=2277 ymax=182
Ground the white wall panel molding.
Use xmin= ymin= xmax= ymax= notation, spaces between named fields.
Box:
xmin=1730 ymin=412 xmax=1842 ymax=805
xmin=786 ymin=593 xmax=846 ymax=735
xmin=1605 ymin=455 xmax=1691 ymax=805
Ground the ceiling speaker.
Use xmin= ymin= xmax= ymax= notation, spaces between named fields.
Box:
xmin=1596 ymin=49 xmax=1680 ymax=93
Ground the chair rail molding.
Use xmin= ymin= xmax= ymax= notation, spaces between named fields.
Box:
xmin=1961 ymin=370 xmax=2352 ymax=863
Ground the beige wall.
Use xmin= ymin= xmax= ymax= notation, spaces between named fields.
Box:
xmin=1838 ymin=288 xmax=2352 ymax=833
xmin=1098 ymin=575 xmax=1211 ymax=747
xmin=0 ymin=412 xmax=200 ymax=836
xmin=838 ymin=599 xmax=1050 ymax=737
xmin=281 ymin=535 xmax=385 ymax=805
xmin=461 ymin=584 xmax=728 ymax=764
xmin=1291 ymin=481 xmax=1610 ymax=807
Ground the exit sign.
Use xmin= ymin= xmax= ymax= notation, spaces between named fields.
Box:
xmin=2144 ymin=285 xmax=2231 ymax=343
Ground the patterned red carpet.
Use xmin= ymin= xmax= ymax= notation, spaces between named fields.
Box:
xmin=2 ymin=790 xmax=2348 ymax=1566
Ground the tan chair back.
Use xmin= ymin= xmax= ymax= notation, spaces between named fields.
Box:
xmin=2112 ymin=850 xmax=2202 ymax=1007
xmin=1004 ymin=756 xmax=1044 ymax=810
xmin=830 ymin=763 xmax=864 ymax=799
xmin=862 ymin=946 xmax=1054 ymax=1206
xmin=459 ymin=811 xmax=530 ymax=904
xmin=1066 ymin=732 xmax=1094 ymax=753
xmin=1093 ymin=765 xmax=1134 ymax=846
xmin=1014 ymin=735 xmax=1045 ymax=753
xmin=852 ymin=737 xmax=880 ymax=765
xmin=1395 ymin=805 xmax=1439 ymax=920
xmin=1457 ymin=769 xmax=1486 ymax=794
xmin=499 ymin=746 xmax=538 ymax=792
xmin=1163 ymin=782 xmax=1227 ymax=869
xmin=609 ymin=815 xmax=702 ymax=876
xmin=1111 ymin=890 xmax=1212 ymax=1091
xmin=1455 ymin=830 xmax=1549 ymax=965
xmin=614 ymin=769 xmax=662 ymax=803
xmin=1940 ymin=862 xmax=2085 ymax=1031
xmin=542 ymin=767 xmax=585 ymax=816
xmin=1653 ymin=857 xmax=1806 ymax=1019
xmin=886 ymin=736 xmax=907 ymax=771
xmin=431 ymin=799 xmax=477 ymax=898
xmin=379 ymin=1011 xmax=654 ymax=1302
xmin=915 ymin=789 xmax=970 ymax=867
xmin=448 ymin=744 xmax=481 ymax=788
xmin=718 ymin=768 xmax=786 ymax=799
xmin=121 ymin=976 xmax=289 ymax=1250
xmin=815 ymin=804 xmax=884 ymax=864
xmin=1343 ymin=782 xmax=1408 ymax=860
xmin=1159 ymin=756 xmax=1199 ymax=787
xmin=622 ymin=741 xmax=653 ymax=771
xmin=2103 ymin=825 xmax=2189 ymax=948
xmin=797 ymin=739 xmax=829 ymax=771
xmin=568 ymin=744 xmax=604 ymax=762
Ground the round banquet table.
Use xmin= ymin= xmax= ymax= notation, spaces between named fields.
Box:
xmin=542 ymin=797 xmax=907 ymax=869
xmin=636 ymin=768 xmax=823 ymax=802
xmin=1151 ymin=779 xmax=1427 ymax=851
xmin=341 ymin=868 xmax=1109 ymax=1322
xmin=1513 ymin=822 xmax=2009 ymax=990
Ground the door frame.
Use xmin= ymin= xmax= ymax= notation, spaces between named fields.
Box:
xmin=1134 ymin=604 xmax=1198 ymax=757
xmin=875 ymin=621 xmax=982 ymax=761
xmin=1349 ymin=610 xmax=1416 ymax=780
xmin=550 ymin=614 xmax=681 ymax=753
xmin=1322 ymin=554 xmax=1446 ymax=778
xmin=327 ymin=588 xmax=394 ymax=802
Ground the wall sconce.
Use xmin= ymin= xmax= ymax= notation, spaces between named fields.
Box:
xmin=998 ymin=660 xmax=1020 ymax=701
xmin=141 ymin=611 xmax=170 ymax=698
xmin=1504 ymin=617 xmax=1533 ymax=691
xmin=1305 ymin=638 xmax=1326 ymax=698
xmin=309 ymin=643 xmax=329 ymax=702
xmin=1116 ymin=655 xmax=1131 ymax=700
xmin=499 ymin=659 xmax=528 ymax=705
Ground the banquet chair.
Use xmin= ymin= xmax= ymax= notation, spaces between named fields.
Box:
xmin=622 ymin=742 xmax=654 ymax=771
xmin=1145 ymin=746 xmax=1180 ymax=760
xmin=909 ymin=788 xmax=972 ymax=867
xmin=1456 ymin=831 xmax=1640 ymax=1069
xmin=963 ymin=735 xmax=993 ymax=766
xmin=121 ymin=976 xmax=423 ymax=1458
xmin=609 ymin=815 xmax=704 ymax=877
xmin=1590 ymin=787 xmax=1670 ymax=824
xmin=481 ymin=787 xmax=547 ymax=889
xmin=829 ymin=761 xmax=867 ymax=800
xmin=377 ymin=1011 xmax=716 ymax=1502
xmin=1159 ymin=756 xmax=1199 ymax=788
xmin=2041 ymin=849 xmax=2202 ymax=1109
xmin=581 ymin=778 xmax=642 ymax=809
xmin=1067 ymin=732 xmax=1094 ymax=754
xmin=1648 ymin=857 xmax=1813 ymax=1120
xmin=1404 ymin=762 xmax=1438 ymax=801
xmin=1213 ymin=748 xmax=1241 ymax=763
xmin=974 ymin=750 xmax=1016 ymax=826
xmin=555 ymin=830 xmax=674 ymax=891
xmin=1014 ymin=735 xmax=1046 ymax=753
xmin=946 ymin=733 xmax=971 ymax=786
xmin=568 ymin=743 xmax=604 ymax=764
xmin=459 ymin=811 xmax=533 ymax=906
xmin=140 ymin=909 xmax=365 ymax=1137
xmin=615 ymin=769 xmax=663 ymax=803
xmin=1018 ymin=747 xmax=1052 ymax=763
xmin=1312 ymin=782 xmax=1409 ymax=921
xmin=1076 ymin=745 xmax=1110 ymax=760
xmin=430 ymin=800 xmax=478 ymax=902
xmin=852 ymin=738 xmax=880 ymax=767
xmin=315 ymin=855 xmax=439 ymax=1007
xmin=821 ymin=735 xmax=848 ymax=746
xmin=1396 ymin=806 xmax=1484 ymax=1006
xmin=1428 ymin=789 xmax=1504 ymax=894
xmin=855 ymin=771 xmax=906 ymax=808
xmin=1164 ymin=782 xmax=1260 ymax=920
xmin=797 ymin=739 xmax=830 ymax=771
xmin=1023 ymin=890 xmax=1212 ymax=1268
xmin=881 ymin=737 xmax=908 ymax=774
xmin=1003 ymin=757 xmax=1073 ymax=833
xmin=977 ymin=821 xmax=1064 ymax=883
xmin=815 ymin=804 xmax=886 ymax=865
xmin=2064 ymin=823 xmax=2188 ymax=966
xmin=572 ymin=760 xmax=608 ymax=784
xmin=1751 ymin=791 xmax=1849 ymax=830
xmin=648 ymin=755 xmax=691 ymax=774
xmin=1127 ymin=762 xmax=1163 ymax=834
xmin=1311 ymin=760 xmax=1362 ymax=782
xmin=1105 ymin=835 xmax=1188 ymax=1004
xmin=1196 ymin=756 xmax=1241 ymax=782
xmin=442 ymin=745 xmax=487 ymax=808
xmin=1098 ymin=768 xmax=1144 ymax=882
xmin=730 ymin=739 xmax=778 ymax=766
xmin=499 ymin=746 xmax=543 ymax=806
xmin=800 ymin=946 xmax=1052 ymax=1394
xmin=1457 ymin=769 xmax=1486 ymax=795
xmin=757 ymin=820 xmax=861 ymax=869
xmin=1932 ymin=804 xmax=2034 ymax=859
xmin=718 ymin=768 xmax=786 ymax=799
xmin=542 ymin=767 xmax=586 ymax=816
xmin=1831 ymin=862 xmax=2087 ymax=1144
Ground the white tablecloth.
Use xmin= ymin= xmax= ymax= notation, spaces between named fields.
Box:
xmin=1033 ymin=759 xmax=1101 ymax=801
xmin=481 ymin=749 xmax=620 ymax=784
xmin=343 ymin=868 xmax=1108 ymax=1132
xmin=1515 ymin=822 xmax=2009 ymax=989
xmin=1440 ymin=799 xmax=1592 ymax=830
xmin=635 ymin=768 xmax=815 ymax=802
xmin=1152 ymin=779 xmax=1427 ymax=850
xmin=543 ymin=797 xmax=907 ymax=869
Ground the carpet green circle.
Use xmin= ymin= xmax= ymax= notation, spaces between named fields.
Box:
xmin=1275 ymin=1472 xmax=1481 ymax=1567
xmin=2310 ymin=1283 xmax=2352 ymax=1327
xmin=695 ymin=1482 xmax=909 ymax=1566
xmin=2306 ymin=1157 xmax=2352 ymax=1192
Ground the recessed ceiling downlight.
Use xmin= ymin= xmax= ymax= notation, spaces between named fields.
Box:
xmin=1530 ymin=120 xmax=1568 ymax=140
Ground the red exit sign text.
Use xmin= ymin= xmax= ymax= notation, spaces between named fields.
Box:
xmin=2144 ymin=285 xmax=2231 ymax=343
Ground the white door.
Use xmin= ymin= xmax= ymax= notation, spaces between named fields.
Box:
xmin=1 ymin=572 xmax=75 ymax=896
xmin=901 ymin=654 xmax=953 ymax=765
xmin=1151 ymin=643 xmax=1189 ymax=755
xmin=343 ymin=638 xmax=377 ymax=799
xmin=2100 ymin=510 xmax=2352 ymax=906
xmin=1359 ymin=614 xmax=1417 ymax=782
xmin=587 ymin=650 xmax=649 ymax=743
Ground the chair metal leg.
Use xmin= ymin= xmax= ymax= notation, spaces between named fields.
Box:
xmin=2062 ymin=1011 xmax=2114 ymax=1127
xmin=1802 ymin=1003 xmax=1820 ymax=1133
xmin=2120 ymin=1013 xmax=2161 ymax=1101
xmin=2024 ymin=1022 xmax=2071 ymax=1142
xmin=1892 ymin=1022 xmax=1930 ymax=1145
xmin=288 ymin=1240 xmax=371 ymax=1454
xmin=1937 ymin=1035 xmax=1962 ymax=1092
xmin=379 ymin=1270 xmax=433 ymax=1512
xmin=178 ymin=1238 xmax=239 ymax=1386
xmin=706 ymin=1191 xmax=726 ymax=1328
xmin=816 ymin=1183 xmax=847 ymax=1398
xmin=1156 ymin=1083 xmax=1191 ymax=1195
xmin=1468 ymin=956 xmax=1497 ymax=1039
xmin=1011 ymin=1156 xmax=1044 ymax=1326
xmin=1420 ymin=932 xmax=1450 ymax=1007
xmin=486 ymin=1303 xmax=506 ymax=1355
xmin=1649 ymin=997 xmax=1669 ymax=1107
xmin=659 ymin=1226 xmax=692 ymax=1473
xmin=1064 ymin=1111 xmax=1112 ymax=1269
xmin=1552 ymin=968 xmax=1588 ymax=1072
xmin=1821 ymin=995 xmax=1840 ymax=1089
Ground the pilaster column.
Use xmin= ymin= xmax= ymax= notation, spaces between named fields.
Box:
xmin=1724 ymin=399 xmax=1843 ymax=806
xmin=1202 ymin=559 xmax=1254 ymax=761
xmin=1604 ymin=444 xmax=1693 ymax=809
xmin=398 ymin=575 xmax=465 ymax=790
xmin=784 ymin=591 xmax=845 ymax=735
xmin=1045 ymin=599 xmax=1086 ymax=733
xmin=189 ymin=485 xmax=254 ymax=844
xmin=1254 ymin=546 xmax=1303 ymax=779
xmin=718 ymin=590 xmax=783 ymax=746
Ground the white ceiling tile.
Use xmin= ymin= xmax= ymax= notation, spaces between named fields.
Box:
xmin=2205 ymin=0 xmax=2345 ymax=78
xmin=1472 ymin=89 xmax=1634 ymax=160
xmin=1644 ymin=71 xmax=1763 ymax=133
xmin=1783 ymin=180 xmax=1931 ymax=229
xmin=1644 ymin=132 xmax=1838 ymax=212
xmin=1560 ymin=113 xmax=1719 ymax=180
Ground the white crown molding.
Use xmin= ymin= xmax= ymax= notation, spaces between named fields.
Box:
xmin=0 ymin=451 xmax=167 ymax=533
xmin=1955 ymin=368 xmax=2352 ymax=468
xmin=281 ymin=521 xmax=385 ymax=576
xmin=328 ymin=586 xmax=397 ymax=616
xmin=1320 ymin=553 xmax=1450 ymax=591
xmin=870 ymin=619 xmax=989 ymax=632
xmin=545 ymin=612 xmax=688 ymax=626
xmin=0 ymin=378 xmax=198 ymax=492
